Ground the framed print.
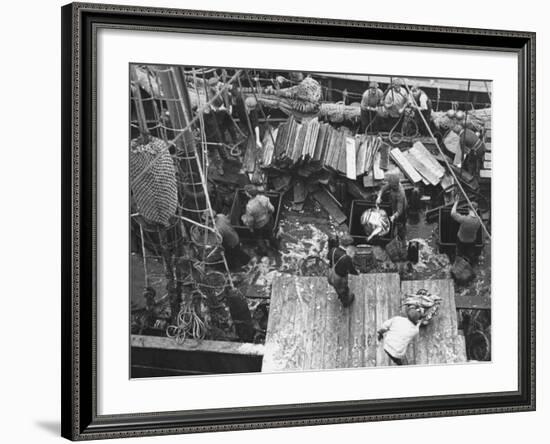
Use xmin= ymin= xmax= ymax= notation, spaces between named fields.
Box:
xmin=61 ymin=2 xmax=536 ymax=440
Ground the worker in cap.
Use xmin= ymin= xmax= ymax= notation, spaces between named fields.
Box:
xmin=242 ymin=185 xmax=277 ymax=256
xmin=360 ymin=80 xmax=384 ymax=133
xmin=376 ymin=171 xmax=408 ymax=241
xmin=382 ymin=77 xmax=409 ymax=119
xmin=451 ymin=198 xmax=482 ymax=265
xmin=377 ymin=307 xmax=422 ymax=365
xmin=326 ymin=233 xmax=358 ymax=308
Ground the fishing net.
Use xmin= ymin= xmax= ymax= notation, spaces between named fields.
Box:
xmin=130 ymin=136 xmax=178 ymax=227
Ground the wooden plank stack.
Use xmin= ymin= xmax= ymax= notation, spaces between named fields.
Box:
xmin=268 ymin=117 xmax=383 ymax=178
xmin=265 ymin=117 xmax=475 ymax=191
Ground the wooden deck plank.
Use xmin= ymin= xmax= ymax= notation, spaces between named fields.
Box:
xmin=262 ymin=275 xmax=289 ymax=371
xmin=309 ymin=278 xmax=326 ymax=370
xmin=348 ymin=275 xmax=365 ymax=367
xmin=334 ymin=289 xmax=351 ymax=368
xmin=375 ymin=274 xmax=391 ymax=367
xmin=322 ymin=282 xmax=341 ymax=370
xmin=292 ymin=278 xmax=313 ymax=370
xmin=364 ymin=275 xmax=378 ymax=367
xmin=131 ymin=335 xmax=265 ymax=355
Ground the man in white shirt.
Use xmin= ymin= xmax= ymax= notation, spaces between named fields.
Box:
xmin=409 ymin=81 xmax=433 ymax=135
xmin=377 ymin=308 xmax=421 ymax=365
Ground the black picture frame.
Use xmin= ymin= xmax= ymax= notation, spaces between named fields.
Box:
xmin=61 ymin=2 xmax=536 ymax=440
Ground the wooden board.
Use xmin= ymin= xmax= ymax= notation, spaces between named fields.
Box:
xmin=132 ymin=335 xmax=264 ymax=356
xmin=411 ymin=142 xmax=446 ymax=178
xmin=480 ymin=169 xmax=491 ymax=179
xmin=402 ymin=150 xmax=440 ymax=186
xmin=390 ymin=148 xmax=423 ymax=184
xmin=313 ymin=189 xmax=347 ymax=225
xmin=379 ymin=142 xmax=390 ymax=170
xmin=345 ymin=136 xmax=357 ymax=180
xmin=373 ymin=151 xmax=384 ymax=180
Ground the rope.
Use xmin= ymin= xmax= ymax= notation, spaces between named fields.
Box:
xmin=403 ymin=79 xmax=491 ymax=240
xmin=166 ymin=297 xmax=208 ymax=343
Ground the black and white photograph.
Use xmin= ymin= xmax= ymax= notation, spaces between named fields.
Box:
xmin=129 ymin=65 xmax=492 ymax=377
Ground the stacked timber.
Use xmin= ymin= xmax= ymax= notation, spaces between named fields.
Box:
xmin=266 ymin=118 xmax=464 ymax=191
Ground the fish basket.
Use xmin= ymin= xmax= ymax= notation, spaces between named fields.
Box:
xmin=130 ymin=136 xmax=177 ymax=226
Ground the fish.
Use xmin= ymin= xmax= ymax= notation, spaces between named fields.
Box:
xmin=360 ymin=208 xmax=390 ymax=238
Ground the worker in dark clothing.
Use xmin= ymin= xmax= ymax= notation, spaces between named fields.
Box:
xmin=327 ymin=234 xmax=357 ymax=308
xmin=451 ymin=200 xmax=481 ymax=265
xmin=360 ymin=81 xmax=384 ymax=133
xmin=376 ymin=172 xmax=408 ymax=241
xmin=452 ymin=124 xmax=486 ymax=178
xmin=212 ymin=211 xmax=250 ymax=270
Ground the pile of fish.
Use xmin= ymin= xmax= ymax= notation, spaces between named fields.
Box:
xmin=360 ymin=207 xmax=390 ymax=239
xmin=402 ymin=289 xmax=442 ymax=325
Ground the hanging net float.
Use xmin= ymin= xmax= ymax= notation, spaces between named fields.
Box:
xmin=130 ymin=136 xmax=178 ymax=227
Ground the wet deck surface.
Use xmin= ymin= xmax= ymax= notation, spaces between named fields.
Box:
xmin=262 ymin=274 xmax=466 ymax=372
